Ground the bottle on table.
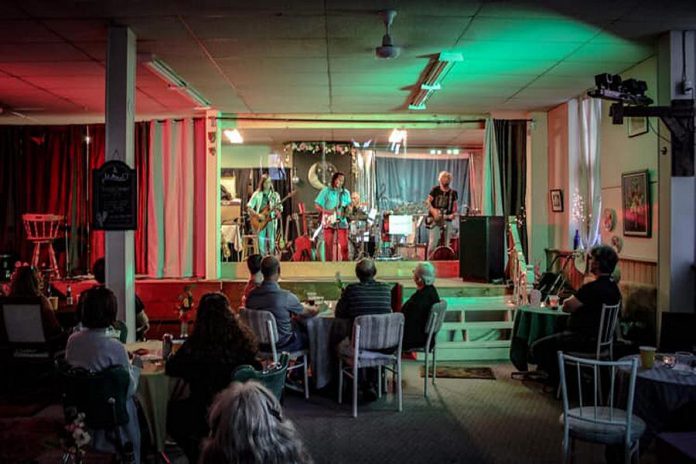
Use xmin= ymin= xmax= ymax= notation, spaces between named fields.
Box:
xmin=66 ymin=285 xmax=73 ymax=305
xmin=162 ymin=333 xmax=173 ymax=359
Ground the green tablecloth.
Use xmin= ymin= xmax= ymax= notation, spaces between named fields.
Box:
xmin=509 ymin=306 xmax=568 ymax=371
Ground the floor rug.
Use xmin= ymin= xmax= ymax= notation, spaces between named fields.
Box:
xmin=419 ymin=365 xmax=496 ymax=380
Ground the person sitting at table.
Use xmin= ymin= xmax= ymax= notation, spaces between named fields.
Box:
xmin=166 ymin=292 xmax=260 ymax=464
xmin=199 ymin=381 xmax=313 ymax=464
xmin=4 ymin=265 xmax=66 ymax=349
xmin=402 ymin=262 xmax=440 ymax=351
xmin=244 ymin=256 xmax=318 ymax=352
xmin=65 ymin=286 xmax=142 ymax=463
xmin=334 ymin=258 xmax=392 ymax=401
xmin=240 ymin=253 xmax=263 ymax=309
xmin=530 ymin=245 xmax=622 ymax=384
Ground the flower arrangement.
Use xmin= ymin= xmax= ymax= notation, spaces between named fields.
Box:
xmin=176 ymin=285 xmax=195 ymax=337
xmin=284 ymin=142 xmax=356 ymax=156
xmin=62 ymin=412 xmax=90 ymax=463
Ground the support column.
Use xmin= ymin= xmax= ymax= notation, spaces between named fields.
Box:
xmin=529 ymin=112 xmax=549 ymax=269
xmin=105 ymin=26 xmax=136 ymax=341
xmin=657 ymin=31 xmax=696 ymax=319
xmin=205 ymin=110 xmax=221 ymax=279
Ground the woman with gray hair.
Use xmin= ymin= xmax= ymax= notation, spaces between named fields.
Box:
xmin=402 ymin=262 xmax=441 ymax=350
xmin=199 ymin=381 xmax=312 ymax=464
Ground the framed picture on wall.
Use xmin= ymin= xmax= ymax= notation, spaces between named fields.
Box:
xmin=627 ymin=117 xmax=648 ymax=137
xmin=550 ymin=189 xmax=564 ymax=212
xmin=621 ymin=170 xmax=651 ymax=237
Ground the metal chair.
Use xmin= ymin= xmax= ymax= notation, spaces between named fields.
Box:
xmin=405 ymin=300 xmax=448 ymax=397
xmin=22 ymin=213 xmax=63 ymax=278
xmin=239 ymin=309 xmax=309 ymax=399
xmin=232 ymin=352 xmax=290 ymax=401
xmin=338 ymin=313 xmax=404 ymax=418
xmin=557 ymin=352 xmax=645 ymax=464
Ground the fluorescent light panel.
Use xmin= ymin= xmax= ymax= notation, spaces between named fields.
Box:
xmin=408 ymin=52 xmax=463 ymax=111
xmin=223 ymin=129 xmax=244 ymax=144
xmin=143 ymin=56 xmax=211 ymax=107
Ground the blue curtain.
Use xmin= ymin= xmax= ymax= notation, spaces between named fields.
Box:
xmin=375 ymin=157 xmax=469 ymax=211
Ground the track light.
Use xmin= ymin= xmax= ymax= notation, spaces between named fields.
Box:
xmin=223 ymin=129 xmax=244 ymax=144
xmin=140 ymin=54 xmax=211 ymax=107
xmin=408 ymin=52 xmax=463 ymax=111
xmin=388 ymin=128 xmax=407 ymax=153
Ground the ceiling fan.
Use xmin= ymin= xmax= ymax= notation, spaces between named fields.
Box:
xmin=375 ymin=10 xmax=400 ymax=59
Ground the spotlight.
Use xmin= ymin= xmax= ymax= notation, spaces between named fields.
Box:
xmin=223 ymin=129 xmax=244 ymax=144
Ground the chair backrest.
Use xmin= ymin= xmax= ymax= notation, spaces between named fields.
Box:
xmin=0 ymin=297 xmax=46 ymax=344
xmin=232 ymin=352 xmax=290 ymax=400
xmin=22 ymin=214 xmax=64 ymax=241
xmin=239 ymin=309 xmax=278 ymax=345
xmin=596 ymin=303 xmax=622 ymax=358
xmin=353 ymin=313 xmax=404 ymax=351
xmin=425 ymin=300 xmax=448 ymax=335
xmin=557 ymin=352 xmax=639 ymax=445
xmin=59 ymin=363 xmax=131 ymax=429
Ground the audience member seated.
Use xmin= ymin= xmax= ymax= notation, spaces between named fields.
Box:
xmin=240 ymin=253 xmax=263 ymax=308
xmin=65 ymin=286 xmax=142 ymax=463
xmin=166 ymin=292 xmax=259 ymax=463
xmin=245 ymin=256 xmax=317 ymax=352
xmin=402 ymin=262 xmax=440 ymax=351
xmin=531 ymin=245 xmax=621 ymax=383
xmin=199 ymin=381 xmax=312 ymax=464
xmin=334 ymin=258 xmax=392 ymax=401
xmin=5 ymin=265 xmax=66 ymax=349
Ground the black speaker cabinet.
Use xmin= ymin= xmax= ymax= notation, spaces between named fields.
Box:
xmin=459 ymin=216 xmax=505 ymax=282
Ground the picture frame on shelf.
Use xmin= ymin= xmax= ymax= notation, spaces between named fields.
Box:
xmin=550 ymin=189 xmax=564 ymax=213
xmin=621 ymin=170 xmax=651 ymax=237
xmin=627 ymin=117 xmax=649 ymax=137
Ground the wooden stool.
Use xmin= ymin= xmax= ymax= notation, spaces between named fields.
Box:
xmin=22 ymin=213 xmax=64 ymax=278
xmin=240 ymin=235 xmax=259 ymax=261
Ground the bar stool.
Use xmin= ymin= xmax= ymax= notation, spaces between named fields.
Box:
xmin=240 ymin=235 xmax=259 ymax=261
xmin=22 ymin=214 xmax=63 ymax=278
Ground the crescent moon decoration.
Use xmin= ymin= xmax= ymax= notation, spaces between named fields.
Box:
xmin=603 ymin=208 xmax=616 ymax=232
xmin=308 ymin=161 xmax=338 ymax=190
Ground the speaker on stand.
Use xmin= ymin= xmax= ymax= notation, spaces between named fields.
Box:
xmin=459 ymin=216 xmax=505 ymax=282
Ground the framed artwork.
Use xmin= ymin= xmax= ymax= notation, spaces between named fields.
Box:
xmin=628 ymin=117 xmax=648 ymax=137
xmin=622 ymin=170 xmax=651 ymax=237
xmin=550 ymin=189 xmax=563 ymax=212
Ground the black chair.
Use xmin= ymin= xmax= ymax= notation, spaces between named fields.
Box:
xmin=659 ymin=312 xmax=696 ymax=353
xmin=58 ymin=362 xmax=134 ymax=461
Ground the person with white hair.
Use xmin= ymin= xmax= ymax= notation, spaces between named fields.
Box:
xmin=402 ymin=261 xmax=441 ymax=350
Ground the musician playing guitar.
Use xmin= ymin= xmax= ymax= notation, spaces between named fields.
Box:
xmin=247 ymin=173 xmax=282 ymax=256
xmin=314 ymin=171 xmax=351 ymax=261
xmin=426 ymin=170 xmax=458 ymax=258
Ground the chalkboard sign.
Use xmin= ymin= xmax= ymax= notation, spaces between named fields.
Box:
xmin=92 ymin=160 xmax=137 ymax=230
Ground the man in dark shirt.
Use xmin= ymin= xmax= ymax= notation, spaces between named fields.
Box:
xmin=245 ymin=256 xmax=317 ymax=351
xmin=334 ymin=258 xmax=392 ymax=400
xmin=426 ymin=171 xmax=459 ymax=255
xmin=531 ymin=245 xmax=622 ymax=383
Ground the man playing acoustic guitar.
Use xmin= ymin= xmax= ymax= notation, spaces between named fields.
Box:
xmin=426 ymin=170 xmax=458 ymax=258
xmin=314 ymin=172 xmax=351 ymax=261
xmin=247 ymin=174 xmax=282 ymax=256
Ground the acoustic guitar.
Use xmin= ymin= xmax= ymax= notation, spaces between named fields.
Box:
xmin=249 ymin=191 xmax=296 ymax=233
xmin=292 ymin=203 xmax=313 ymax=262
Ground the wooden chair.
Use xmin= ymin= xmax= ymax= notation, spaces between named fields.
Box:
xmin=338 ymin=313 xmax=404 ymax=418
xmin=22 ymin=214 xmax=63 ymax=277
xmin=405 ymin=300 xmax=448 ymax=397
xmin=240 ymin=235 xmax=259 ymax=261
xmin=232 ymin=352 xmax=290 ymax=401
xmin=239 ymin=309 xmax=309 ymax=399
xmin=558 ymin=352 xmax=645 ymax=464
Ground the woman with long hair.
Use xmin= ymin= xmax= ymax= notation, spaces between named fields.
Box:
xmin=200 ymin=381 xmax=312 ymax=464
xmin=246 ymin=173 xmax=282 ymax=256
xmin=166 ymin=292 xmax=259 ymax=463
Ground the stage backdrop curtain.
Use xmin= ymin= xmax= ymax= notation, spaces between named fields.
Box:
xmin=375 ymin=156 xmax=469 ymax=213
xmin=482 ymin=116 xmax=504 ymax=216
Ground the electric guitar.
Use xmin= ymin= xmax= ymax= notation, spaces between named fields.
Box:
xmin=249 ymin=191 xmax=296 ymax=233
xmin=292 ymin=203 xmax=313 ymax=262
xmin=425 ymin=209 xmax=460 ymax=228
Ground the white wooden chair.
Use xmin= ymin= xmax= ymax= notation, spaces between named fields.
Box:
xmin=338 ymin=313 xmax=404 ymax=418
xmin=239 ymin=309 xmax=309 ymax=399
xmin=405 ymin=300 xmax=448 ymax=397
xmin=557 ymin=352 xmax=645 ymax=464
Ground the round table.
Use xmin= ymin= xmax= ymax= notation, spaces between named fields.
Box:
xmin=509 ymin=305 xmax=569 ymax=372
xmin=618 ymin=354 xmax=696 ymax=440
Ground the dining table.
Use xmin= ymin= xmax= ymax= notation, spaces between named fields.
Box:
xmin=618 ymin=353 xmax=696 ymax=441
xmin=303 ymin=302 xmax=351 ymax=390
xmin=509 ymin=305 xmax=569 ymax=372
xmin=126 ymin=340 xmax=188 ymax=453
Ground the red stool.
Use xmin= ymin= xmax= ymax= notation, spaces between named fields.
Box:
xmin=22 ymin=213 xmax=63 ymax=278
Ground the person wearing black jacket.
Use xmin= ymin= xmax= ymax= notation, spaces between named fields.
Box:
xmin=402 ymin=262 xmax=440 ymax=351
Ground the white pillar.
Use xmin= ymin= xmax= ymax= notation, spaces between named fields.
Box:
xmin=204 ymin=110 xmax=221 ymax=279
xmin=657 ymin=31 xmax=696 ymax=319
xmin=105 ymin=26 xmax=136 ymax=341
xmin=529 ymin=112 xmax=549 ymax=269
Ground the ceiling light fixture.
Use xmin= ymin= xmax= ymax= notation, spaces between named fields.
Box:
xmin=388 ymin=128 xmax=407 ymax=153
xmin=140 ymin=54 xmax=211 ymax=107
xmin=223 ymin=129 xmax=244 ymax=144
xmin=408 ymin=52 xmax=463 ymax=111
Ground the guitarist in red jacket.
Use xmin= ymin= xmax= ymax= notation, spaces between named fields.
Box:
xmin=314 ymin=172 xmax=352 ymax=261
xmin=247 ymin=174 xmax=282 ymax=256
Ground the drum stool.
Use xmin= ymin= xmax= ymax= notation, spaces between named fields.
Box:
xmin=240 ymin=234 xmax=259 ymax=261
xmin=22 ymin=213 xmax=64 ymax=278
